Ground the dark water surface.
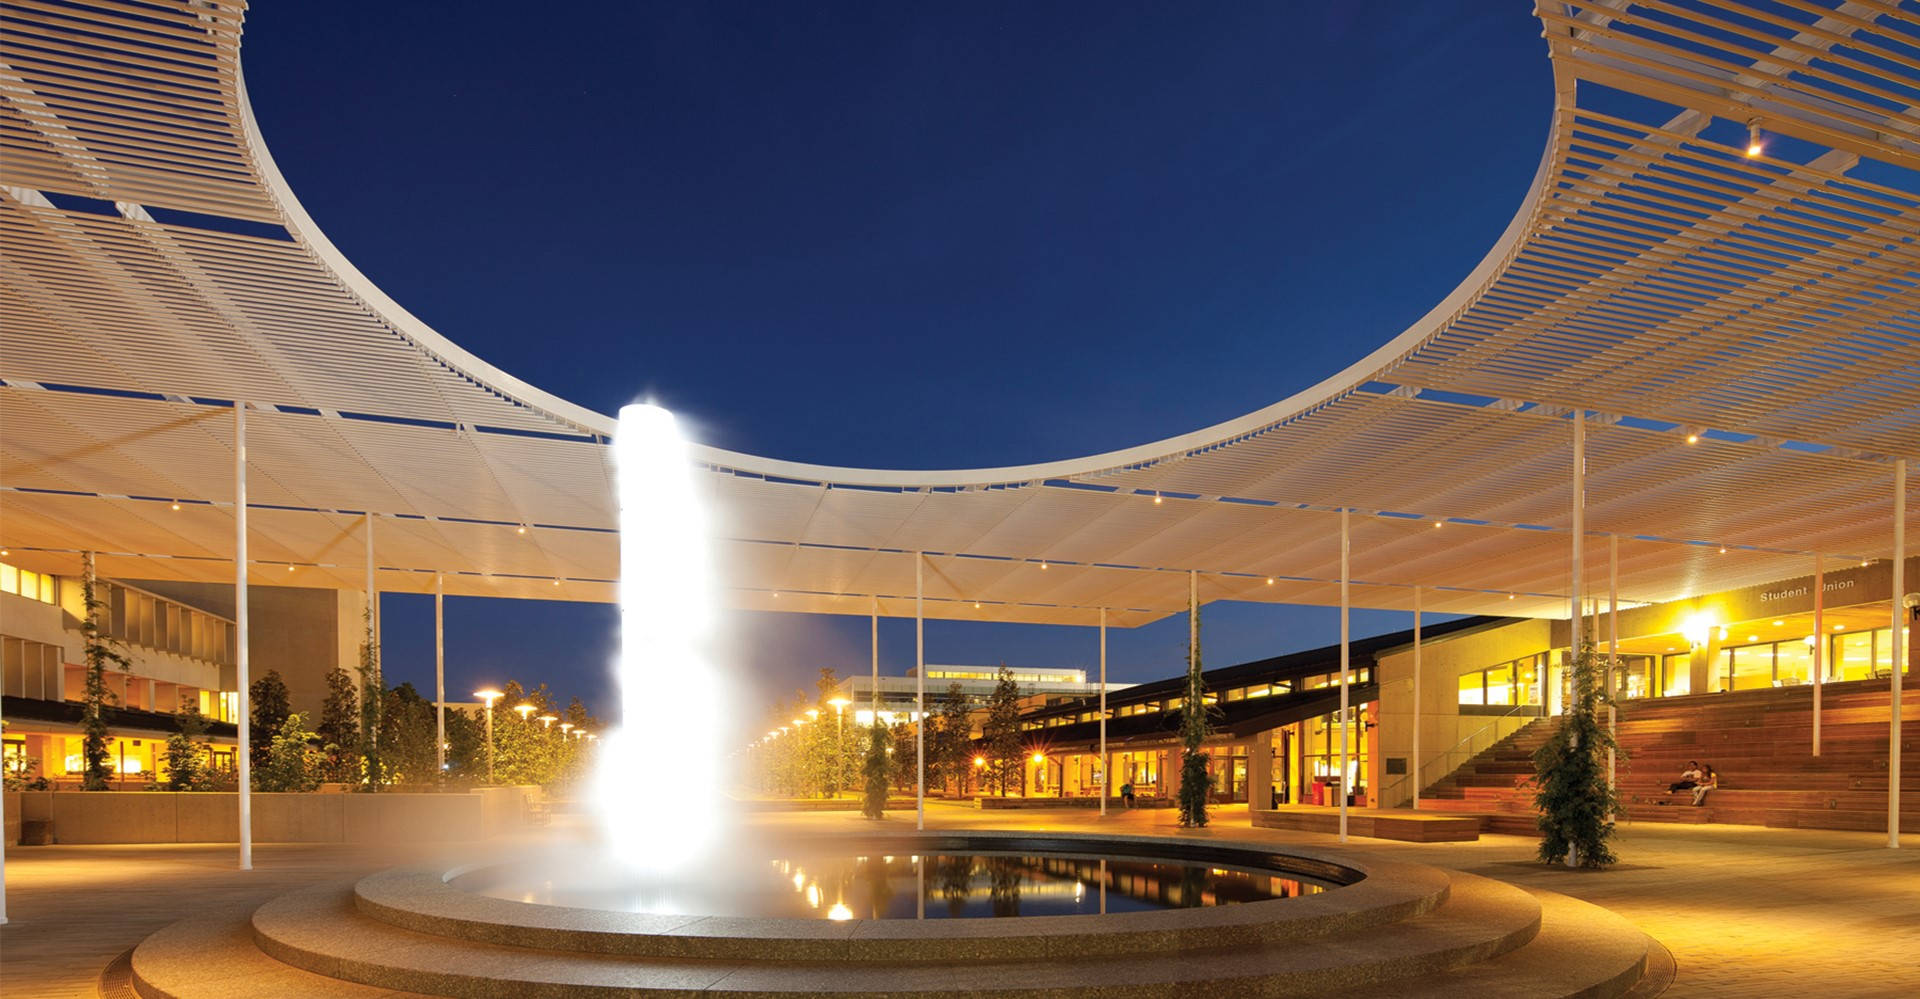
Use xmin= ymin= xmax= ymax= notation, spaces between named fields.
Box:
xmin=455 ymin=852 xmax=1332 ymax=919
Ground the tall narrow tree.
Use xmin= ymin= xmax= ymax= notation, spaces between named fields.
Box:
xmin=1532 ymin=642 xmax=1624 ymax=867
xmin=983 ymin=666 xmax=1024 ymax=796
xmin=316 ymin=666 xmax=359 ymax=782
xmin=248 ymin=670 xmax=292 ymax=770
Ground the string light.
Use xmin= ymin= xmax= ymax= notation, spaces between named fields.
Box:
xmin=1266 ymin=577 xmax=1275 ymax=585
xmin=516 ymin=525 xmax=527 ymax=535
xmin=1039 ymin=561 xmax=1048 ymax=570
xmin=1153 ymin=492 xmax=1163 ymax=505
xmin=171 ymin=500 xmax=181 ymax=510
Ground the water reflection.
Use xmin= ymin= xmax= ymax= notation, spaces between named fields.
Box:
xmin=459 ymin=853 xmax=1328 ymax=919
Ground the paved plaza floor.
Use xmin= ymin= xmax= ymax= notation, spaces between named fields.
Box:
xmin=2 ymin=802 xmax=1915 ymax=997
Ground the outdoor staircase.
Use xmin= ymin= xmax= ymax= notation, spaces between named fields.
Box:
xmin=1418 ymin=717 xmax=1561 ymax=836
xmin=1416 ymin=678 xmax=1920 ymax=835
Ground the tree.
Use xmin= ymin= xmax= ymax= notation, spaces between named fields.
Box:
xmin=861 ymin=721 xmax=890 ymax=819
xmin=982 ymin=666 xmax=1024 ymax=796
xmin=888 ymin=720 xmax=915 ymax=791
xmin=315 ymin=667 xmax=359 ymax=782
xmin=936 ymin=682 xmax=972 ymax=796
xmin=78 ymin=553 xmax=131 ymax=790
xmin=1532 ymin=642 xmax=1624 ymax=868
xmin=443 ymin=706 xmax=485 ymax=781
xmin=380 ymin=682 xmax=440 ymax=785
xmin=1177 ymin=588 xmax=1211 ymax=828
xmin=254 ymin=712 xmax=323 ymax=792
xmin=162 ymin=703 xmax=213 ymax=791
xmin=248 ymin=670 xmax=292 ymax=771
xmin=356 ymin=608 xmax=385 ymax=790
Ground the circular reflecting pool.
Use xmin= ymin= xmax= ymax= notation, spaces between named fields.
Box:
xmin=453 ymin=852 xmax=1332 ymax=919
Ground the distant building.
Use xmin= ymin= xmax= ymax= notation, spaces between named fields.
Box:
xmin=835 ymin=665 xmax=1133 ymax=729
xmin=1 ymin=559 xmax=364 ymax=788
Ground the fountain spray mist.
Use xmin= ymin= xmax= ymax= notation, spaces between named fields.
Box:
xmin=594 ymin=403 xmax=726 ymax=874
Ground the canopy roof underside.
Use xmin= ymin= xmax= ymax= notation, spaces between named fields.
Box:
xmin=2 ymin=1 xmax=1916 ymax=628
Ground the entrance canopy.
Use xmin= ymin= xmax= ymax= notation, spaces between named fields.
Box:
xmin=2 ymin=1 xmax=1916 ymax=627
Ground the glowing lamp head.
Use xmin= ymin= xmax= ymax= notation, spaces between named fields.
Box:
xmin=474 ymin=688 xmax=503 ymax=706
xmin=538 ymin=714 xmax=558 ymax=728
xmin=827 ymin=697 xmax=850 ymax=712
xmin=559 ymin=722 xmax=574 ymax=734
xmin=805 ymin=708 xmax=819 ymax=720
xmin=171 ymin=501 xmax=181 ymax=510
xmin=973 ymin=756 xmax=986 ymax=768
xmin=1031 ymin=753 xmax=1045 ymax=764
xmin=514 ymin=703 xmax=535 ymax=720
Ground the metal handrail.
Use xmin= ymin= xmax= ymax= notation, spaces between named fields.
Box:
xmin=1417 ymin=703 xmax=1542 ymax=793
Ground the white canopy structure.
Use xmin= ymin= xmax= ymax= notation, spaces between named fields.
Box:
xmin=2 ymin=1 xmax=1914 ymax=629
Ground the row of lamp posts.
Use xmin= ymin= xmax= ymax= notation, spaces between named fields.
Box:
xmin=471 ymin=687 xmax=595 ymax=783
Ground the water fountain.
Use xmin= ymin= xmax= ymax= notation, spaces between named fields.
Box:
xmin=117 ymin=405 xmax=1660 ymax=996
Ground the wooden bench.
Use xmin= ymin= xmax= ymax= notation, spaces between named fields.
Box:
xmin=1252 ymin=806 xmax=1480 ymax=842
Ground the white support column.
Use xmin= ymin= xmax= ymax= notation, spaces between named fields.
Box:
xmin=915 ymin=553 xmax=925 ymax=831
xmin=870 ymin=596 xmax=879 ymax=719
xmin=1412 ymin=586 xmax=1422 ymax=811
xmin=434 ymin=572 xmax=446 ymax=776
xmin=364 ymin=514 xmax=377 ymax=765
xmin=1099 ymin=606 xmax=1108 ymax=818
xmin=235 ymin=401 xmax=252 ymax=871
xmin=1571 ymin=411 xmax=1586 ymax=656
xmin=1 ymin=673 xmax=8 ymax=922
xmin=1813 ymin=553 xmax=1824 ymax=757
xmin=1339 ymin=508 xmax=1350 ymax=843
xmin=1608 ymin=534 xmax=1618 ymax=797
xmin=1891 ymin=458 xmax=1906 ymax=851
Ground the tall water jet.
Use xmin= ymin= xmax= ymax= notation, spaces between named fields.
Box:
xmin=594 ymin=402 xmax=725 ymax=874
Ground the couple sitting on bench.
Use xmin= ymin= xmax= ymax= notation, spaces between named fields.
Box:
xmin=1664 ymin=760 xmax=1718 ymax=806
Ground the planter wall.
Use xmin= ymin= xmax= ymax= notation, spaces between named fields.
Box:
xmin=1 ymin=786 xmax=536 ymax=845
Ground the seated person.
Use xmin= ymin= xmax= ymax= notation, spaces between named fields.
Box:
xmin=1691 ymin=766 xmax=1718 ymax=806
xmin=1667 ymin=761 xmax=1703 ymax=795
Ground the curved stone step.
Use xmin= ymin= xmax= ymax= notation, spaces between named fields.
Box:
xmin=1369 ymin=888 xmax=1651 ymax=999
xmin=247 ymin=871 xmax=1545 ymax=996
xmin=129 ymin=912 xmax=433 ymax=999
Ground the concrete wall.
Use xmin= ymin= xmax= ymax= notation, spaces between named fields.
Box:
xmin=130 ymin=581 xmax=367 ymax=718
xmin=2 ymin=787 xmax=533 ymax=845
xmin=1375 ymin=618 xmax=1552 ymax=808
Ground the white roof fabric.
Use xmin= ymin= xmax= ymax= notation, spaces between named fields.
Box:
xmin=2 ymin=1 xmax=1915 ymax=627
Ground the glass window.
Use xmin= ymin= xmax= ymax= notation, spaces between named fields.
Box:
xmin=1834 ymin=632 xmax=1875 ymax=682
xmin=1774 ymin=641 xmax=1813 ymax=686
xmin=1485 ymin=666 xmax=1514 ymax=705
xmin=1661 ymin=655 xmax=1692 ymax=697
xmin=0 ymin=563 xmax=15 ymax=594
xmin=1728 ymin=644 xmax=1773 ymax=691
xmin=1457 ymin=672 xmax=1485 ymax=705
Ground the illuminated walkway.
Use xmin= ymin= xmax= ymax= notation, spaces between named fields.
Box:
xmin=2 ymin=806 xmax=1914 ymax=997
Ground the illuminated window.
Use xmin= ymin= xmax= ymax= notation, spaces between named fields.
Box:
xmin=0 ymin=562 xmax=56 ymax=604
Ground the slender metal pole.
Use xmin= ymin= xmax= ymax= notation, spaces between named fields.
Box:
xmin=364 ymin=514 xmax=377 ymax=764
xmin=435 ymin=572 xmax=446 ymax=776
xmin=235 ymin=401 xmax=252 ymax=871
xmin=1608 ymin=534 xmax=1618 ymax=798
xmin=1412 ymin=586 xmax=1421 ymax=810
xmin=1189 ymin=570 xmax=1199 ymax=813
xmin=484 ymin=704 xmax=495 ymax=783
xmin=1339 ymin=508 xmax=1350 ymax=843
xmin=0 ymin=685 xmax=6 ymax=923
xmin=1890 ymin=458 xmax=1906 ymax=850
xmin=1813 ymin=553 xmax=1824 ymax=756
xmin=1571 ymin=411 xmax=1585 ymax=660
xmin=870 ymin=596 xmax=879 ymax=719
xmin=915 ymin=553 xmax=925 ymax=831
xmin=1099 ymin=607 xmax=1108 ymax=817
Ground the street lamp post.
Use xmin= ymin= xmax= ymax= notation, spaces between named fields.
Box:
xmin=478 ymin=691 xmax=506 ymax=783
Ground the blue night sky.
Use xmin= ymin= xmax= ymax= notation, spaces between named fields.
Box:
xmin=239 ymin=2 xmax=1551 ymax=723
